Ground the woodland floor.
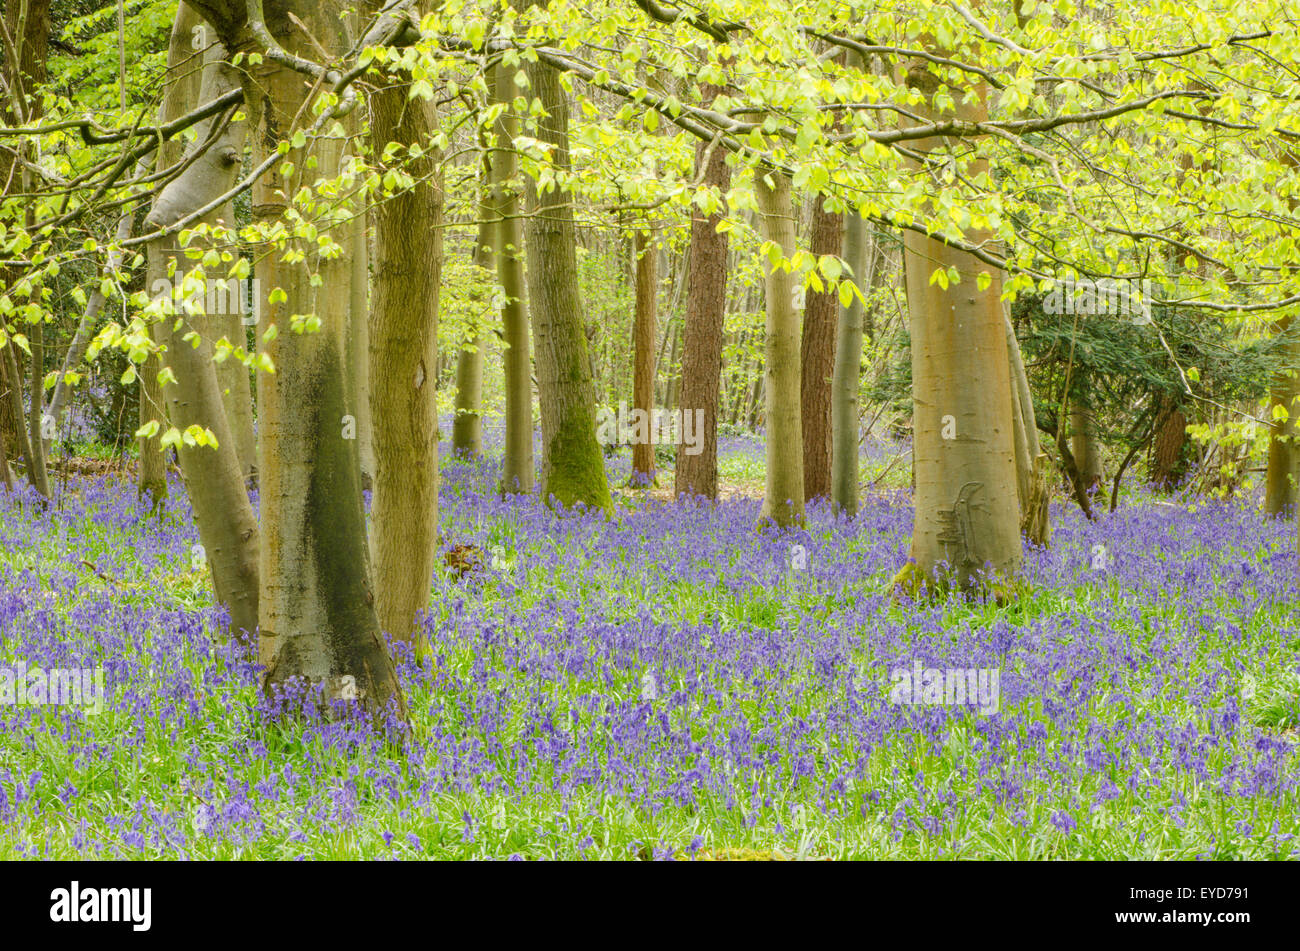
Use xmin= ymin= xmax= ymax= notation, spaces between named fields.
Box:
xmin=1 ymin=434 xmax=1298 ymax=859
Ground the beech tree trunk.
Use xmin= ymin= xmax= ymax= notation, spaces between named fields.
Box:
xmin=523 ymin=54 xmax=611 ymax=512
xmin=492 ymin=61 xmax=535 ymax=495
xmin=901 ymin=63 xmax=1021 ymax=588
xmin=204 ymin=0 xmax=405 ymax=713
xmin=214 ymin=304 xmax=257 ymax=487
xmin=801 ymin=198 xmax=841 ymax=501
xmin=755 ymin=169 xmax=804 ymax=528
xmin=138 ymin=4 xmax=204 ymax=509
xmin=675 ymin=122 xmax=730 ymax=501
xmin=368 ymin=69 xmax=444 ymax=647
xmin=831 ymin=211 xmax=873 ymax=515
xmin=143 ymin=26 xmax=260 ymax=639
xmin=631 ymin=228 xmax=657 ymax=484
xmin=1005 ymin=307 xmax=1049 ymax=546
xmin=26 ymin=323 xmax=50 ymax=496
xmin=349 ymin=208 xmax=374 ymax=490
xmin=138 ymin=344 xmax=170 ymax=506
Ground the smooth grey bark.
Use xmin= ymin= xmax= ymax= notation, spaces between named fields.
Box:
xmin=214 ymin=302 xmax=257 ymax=488
xmin=349 ymin=207 xmax=374 ymax=489
xmin=492 ymin=61 xmax=535 ymax=495
xmin=216 ymin=0 xmax=405 ymax=714
xmin=831 ymin=211 xmax=872 ymax=515
xmin=137 ymin=2 xmax=203 ymax=508
xmin=145 ymin=39 xmax=260 ymax=640
xmin=900 ymin=62 xmax=1021 ymax=588
xmin=1005 ymin=307 xmax=1049 ymax=546
xmin=755 ymin=169 xmax=804 ymax=528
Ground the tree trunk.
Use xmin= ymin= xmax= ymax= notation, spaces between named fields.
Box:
xmin=755 ymin=169 xmax=804 ymax=528
xmin=0 ymin=349 xmax=21 ymax=483
xmin=1151 ymin=395 xmax=1188 ymax=491
xmin=144 ymin=31 xmax=260 ymax=639
xmin=349 ymin=208 xmax=374 ymax=490
xmin=492 ymin=61 xmax=535 ymax=495
xmin=523 ymin=54 xmax=611 ymax=512
xmin=1 ymin=0 xmax=52 ymax=499
xmin=452 ymin=214 xmax=490 ymax=458
xmin=214 ymin=305 xmax=257 ymax=487
xmin=1005 ymin=307 xmax=1049 ymax=546
xmin=368 ymin=65 xmax=444 ymax=647
xmin=0 ymin=347 xmax=39 ymax=494
xmin=662 ymin=318 xmax=680 ymax=415
xmin=831 ymin=210 xmax=872 ymax=515
xmin=1070 ymin=397 xmax=1104 ymax=492
xmin=631 ymin=228 xmax=657 ymax=484
xmin=0 ymin=386 xmax=11 ymax=492
xmin=232 ymin=1 xmax=404 ymax=714
xmin=210 ymin=186 xmax=256 ymax=491
xmin=675 ymin=126 xmax=730 ymax=500
xmin=138 ymin=344 xmax=170 ymax=507
xmin=136 ymin=2 xmax=204 ymax=509
xmin=26 ymin=323 xmax=50 ymax=496
xmin=1265 ymin=315 xmax=1300 ymax=515
xmin=900 ymin=63 xmax=1021 ymax=588
xmin=801 ymin=198 xmax=841 ymax=501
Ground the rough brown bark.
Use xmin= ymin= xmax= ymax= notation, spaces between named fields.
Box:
xmin=368 ymin=71 xmax=444 ymax=647
xmin=631 ymin=228 xmax=657 ymax=483
xmin=801 ymin=198 xmax=841 ymax=501
xmin=1 ymin=0 xmax=52 ymax=499
xmin=1151 ymin=395 xmax=1189 ymax=491
xmin=0 ymin=348 xmax=38 ymax=493
xmin=452 ymin=216 xmax=490 ymax=458
xmin=674 ymin=124 xmax=730 ymax=500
